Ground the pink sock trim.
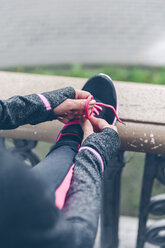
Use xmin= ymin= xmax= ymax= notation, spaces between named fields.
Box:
xmin=37 ymin=94 xmax=51 ymax=111
xmin=56 ymin=133 xmax=81 ymax=142
xmin=79 ymin=146 xmax=104 ymax=172
xmin=63 ymin=121 xmax=80 ymax=128
xmin=55 ymin=164 xmax=75 ymax=210
xmin=56 ymin=121 xmax=81 ymax=143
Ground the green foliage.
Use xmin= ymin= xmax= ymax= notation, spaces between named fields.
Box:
xmin=5 ymin=64 xmax=165 ymax=85
xmin=121 ymin=152 xmax=165 ymax=217
xmin=121 ymin=152 xmax=145 ymax=216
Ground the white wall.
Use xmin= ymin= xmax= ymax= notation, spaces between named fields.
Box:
xmin=0 ymin=0 xmax=165 ymax=68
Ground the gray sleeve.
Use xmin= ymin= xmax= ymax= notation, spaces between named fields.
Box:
xmin=0 ymin=87 xmax=75 ymax=130
xmin=82 ymin=127 xmax=121 ymax=167
xmin=62 ymin=128 xmax=120 ymax=248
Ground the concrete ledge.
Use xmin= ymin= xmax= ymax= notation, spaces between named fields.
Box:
xmin=0 ymin=71 xmax=165 ymax=154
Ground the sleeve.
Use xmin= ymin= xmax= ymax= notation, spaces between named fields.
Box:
xmin=62 ymin=128 xmax=120 ymax=248
xmin=0 ymin=87 xmax=75 ymax=130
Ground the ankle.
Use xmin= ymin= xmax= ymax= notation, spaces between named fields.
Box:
xmin=56 ymin=122 xmax=83 ymax=145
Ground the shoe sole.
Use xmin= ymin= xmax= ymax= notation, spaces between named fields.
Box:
xmin=82 ymin=73 xmax=118 ymax=125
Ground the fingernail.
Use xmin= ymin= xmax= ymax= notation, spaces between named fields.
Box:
xmin=89 ymin=100 xmax=96 ymax=107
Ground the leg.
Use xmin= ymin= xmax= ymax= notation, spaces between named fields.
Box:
xmin=61 ymin=74 xmax=120 ymax=247
xmin=32 ymin=123 xmax=83 ymax=209
xmin=33 ymin=145 xmax=77 ymax=193
xmin=62 ymin=120 xmax=120 ymax=248
xmin=62 ymin=141 xmax=104 ymax=248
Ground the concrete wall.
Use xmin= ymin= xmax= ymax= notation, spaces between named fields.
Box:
xmin=0 ymin=0 xmax=165 ymax=68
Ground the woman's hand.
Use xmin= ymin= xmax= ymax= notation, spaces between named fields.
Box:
xmin=53 ymin=89 xmax=92 ymax=123
xmin=80 ymin=116 xmax=118 ymax=143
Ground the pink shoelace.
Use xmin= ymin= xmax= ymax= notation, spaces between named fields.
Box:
xmin=85 ymin=95 xmax=125 ymax=125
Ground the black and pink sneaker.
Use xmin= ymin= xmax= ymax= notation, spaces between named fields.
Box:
xmin=55 ymin=73 xmax=123 ymax=148
xmin=82 ymin=73 xmax=121 ymax=125
xmin=49 ymin=121 xmax=83 ymax=153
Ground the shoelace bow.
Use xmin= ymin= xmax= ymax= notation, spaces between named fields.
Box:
xmin=85 ymin=95 xmax=125 ymax=125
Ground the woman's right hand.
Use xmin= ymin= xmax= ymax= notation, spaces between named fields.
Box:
xmin=80 ymin=116 xmax=118 ymax=143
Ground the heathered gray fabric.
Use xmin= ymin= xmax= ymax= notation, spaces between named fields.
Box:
xmin=42 ymin=87 xmax=75 ymax=110
xmin=82 ymin=127 xmax=120 ymax=168
xmin=63 ymin=128 xmax=120 ymax=248
xmin=0 ymin=87 xmax=75 ymax=129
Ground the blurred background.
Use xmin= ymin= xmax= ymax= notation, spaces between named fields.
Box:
xmin=0 ymin=0 xmax=165 ymax=217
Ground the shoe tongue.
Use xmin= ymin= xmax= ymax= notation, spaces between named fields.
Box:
xmin=94 ymin=97 xmax=106 ymax=118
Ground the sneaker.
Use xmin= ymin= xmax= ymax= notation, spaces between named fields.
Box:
xmin=82 ymin=73 xmax=118 ymax=125
xmin=52 ymin=120 xmax=83 ymax=152
xmin=55 ymin=73 xmax=120 ymax=147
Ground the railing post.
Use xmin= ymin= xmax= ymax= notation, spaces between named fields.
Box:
xmin=136 ymin=154 xmax=157 ymax=248
xmin=0 ymin=137 xmax=40 ymax=166
xmin=136 ymin=154 xmax=165 ymax=248
xmin=101 ymin=150 xmax=125 ymax=248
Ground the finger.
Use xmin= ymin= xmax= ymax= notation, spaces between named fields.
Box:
xmin=71 ymin=107 xmax=94 ymax=117
xmin=67 ymin=113 xmax=83 ymax=121
xmin=80 ymin=118 xmax=94 ymax=142
xmin=68 ymin=99 xmax=89 ymax=111
xmin=57 ymin=117 xmax=70 ymax=123
xmin=70 ymin=110 xmax=85 ymax=116
xmin=75 ymin=89 xmax=91 ymax=99
xmin=54 ymin=98 xmax=94 ymax=116
xmin=80 ymin=118 xmax=93 ymax=134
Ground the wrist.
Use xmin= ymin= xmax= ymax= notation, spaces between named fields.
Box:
xmin=42 ymin=87 xmax=75 ymax=110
